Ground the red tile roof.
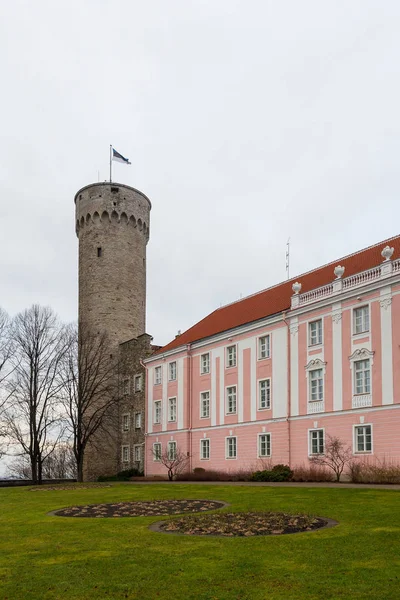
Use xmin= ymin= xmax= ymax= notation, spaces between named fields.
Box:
xmin=158 ymin=235 xmax=400 ymax=354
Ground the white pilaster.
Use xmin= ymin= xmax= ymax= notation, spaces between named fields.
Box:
xmin=147 ymin=367 xmax=153 ymax=434
xmin=290 ymin=318 xmax=299 ymax=416
xmin=219 ymin=350 xmax=225 ymax=426
xmin=177 ymin=357 xmax=184 ymax=429
xmin=272 ymin=327 xmax=288 ymax=419
xmin=162 ymin=362 xmax=168 ymax=430
xmin=332 ymin=302 xmax=343 ymax=411
xmin=380 ymin=287 xmax=394 ymax=405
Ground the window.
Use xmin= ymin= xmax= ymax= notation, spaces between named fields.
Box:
xmin=226 ymin=345 xmax=237 ymax=368
xmin=354 ymin=359 xmax=371 ymax=394
xmin=226 ymin=437 xmax=237 ymax=459
xmin=309 ymin=320 xmax=322 ymax=346
xmin=309 ymin=429 xmax=324 ymax=455
xmin=168 ymin=397 xmax=177 ymax=422
xmin=97 ymin=247 xmax=102 ymax=257
xmin=134 ymin=375 xmax=142 ymax=392
xmin=354 ymin=306 xmax=369 ymax=335
xmin=135 ymin=412 xmax=141 ymax=429
xmin=259 ymin=379 xmax=271 ymax=410
xmin=200 ymin=353 xmax=210 ymax=374
xmin=309 ymin=369 xmax=324 ymax=402
xmin=154 ymin=401 xmax=162 ymax=424
xmin=200 ymin=391 xmax=210 ymax=418
xmin=200 ymin=439 xmax=210 ymax=460
xmin=168 ymin=441 xmax=177 ymax=460
xmin=122 ymin=378 xmax=129 ymax=395
xmin=121 ymin=446 xmax=129 ymax=462
xmin=153 ymin=442 xmax=161 ymax=461
xmin=122 ymin=414 xmax=130 ymax=431
xmin=355 ymin=425 xmax=372 ymax=453
xmin=168 ymin=361 xmax=177 ymax=381
xmin=134 ymin=446 xmax=141 ymax=462
xmin=258 ymin=335 xmax=270 ymax=359
xmin=154 ymin=366 xmax=162 ymax=385
xmin=226 ymin=386 xmax=237 ymax=414
xmin=258 ymin=434 xmax=271 ymax=457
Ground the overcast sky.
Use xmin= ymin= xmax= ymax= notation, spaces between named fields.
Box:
xmin=1 ymin=0 xmax=400 ymax=347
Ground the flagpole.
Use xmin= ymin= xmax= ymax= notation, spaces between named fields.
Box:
xmin=109 ymin=145 xmax=112 ymax=183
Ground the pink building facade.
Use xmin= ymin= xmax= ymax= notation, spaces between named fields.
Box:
xmin=144 ymin=238 xmax=400 ymax=475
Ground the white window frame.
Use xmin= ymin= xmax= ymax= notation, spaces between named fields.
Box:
xmin=308 ymin=428 xmax=325 ymax=456
xmin=167 ymin=440 xmax=177 ymax=460
xmin=154 ymin=400 xmax=162 ymax=424
xmin=168 ymin=361 xmax=177 ymax=381
xmin=354 ymin=359 xmax=371 ymax=395
xmin=134 ymin=374 xmax=142 ymax=392
xmin=154 ymin=366 xmax=162 ymax=385
xmin=258 ymin=433 xmax=271 ymax=458
xmin=226 ymin=345 xmax=237 ymax=368
xmin=258 ymin=378 xmax=271 ymax=410
xmin=200 ymin=353 xmax=210 ymax=374
xmin=258 ymin=335 xmax=271 ymax=360
xmin=134 ymin=445 xmax=141 ymax=462
xmin=122 ymin=413 xmax=130 ymax=432
xmin=353 ymin=424 xmax=373 ymax=454
xmin=353 ymin=305 xmax=370 ymax=336
xmin=200 ymin=438 xmax=210 ymax=460
xmin=122 ymin=378 xmax=130 ymax=395
xmin=168 ymin=397 xmax=177 ymax=422
xmin=226 ymin=385 xmax=237 ymax=415
xmin=134 ymin=412 xmax=142 ymax=429
xmin=226 ymin=436 xmax=237 ymax=459
xmin=121 ymin=445 xmax=130 ymax=463
xmin=200 ymin=390 xmax=210 ymax=419
xmin=309 ymin=368 xmax=324 ymax=402
xmin=308 ymin=319 xmax=323 ymax=346
xmin=153 ymin=442 xmax=161 ymax=462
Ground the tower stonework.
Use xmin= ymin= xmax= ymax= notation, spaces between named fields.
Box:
xmin=75 ymin=182 xmax=151 ymax=480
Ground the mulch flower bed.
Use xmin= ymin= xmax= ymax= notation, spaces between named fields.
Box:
xmin=52 ymin=499 xmax=226 ymax=518
xmin=153 ymin=512 xmax=333 ymax=536
xmin=31 ymin=485 xmax=111 ymax=491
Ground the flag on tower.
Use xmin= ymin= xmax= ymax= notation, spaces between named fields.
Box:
xmin=112 ymin=148 xmax=131 ymax=165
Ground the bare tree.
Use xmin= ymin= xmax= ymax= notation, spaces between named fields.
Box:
xmin=0 ymin=308 xmax=13 ymax=457
xmin=153 ymin=444 xmax=190 ymax=481
xmin=4 ymin=305 xmax=68 ymax=484
xmin=59 ymin=323 xmax=120 ymax=482
xmin=309 ymin=435 xmax=354 ymax=482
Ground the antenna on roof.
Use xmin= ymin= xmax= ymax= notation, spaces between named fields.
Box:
xmin=286 ymin=238 xmax=290 ymax=280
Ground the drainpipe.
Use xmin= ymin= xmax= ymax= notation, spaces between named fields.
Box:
xmin=282 ymin=311 xmax=291 ymax=468
xmin=186 ymin=344 xmax=192 ymax=472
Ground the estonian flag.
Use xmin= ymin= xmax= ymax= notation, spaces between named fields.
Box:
xmin=112 ymin=148 xmax=131 ymax=165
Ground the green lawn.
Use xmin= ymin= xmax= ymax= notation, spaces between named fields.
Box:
xmin=1 ymin=483 xmax=399 ymax=599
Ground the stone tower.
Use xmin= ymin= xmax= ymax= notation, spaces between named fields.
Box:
xmin=74 ymin=182 xmax=151 ymax=479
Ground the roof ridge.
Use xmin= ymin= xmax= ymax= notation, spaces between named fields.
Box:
xmin=216 ymin=232 xmax=400 ymax=311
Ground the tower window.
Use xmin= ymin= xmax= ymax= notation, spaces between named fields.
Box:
xmin=97 ymin=247 xmax=102 ymax=257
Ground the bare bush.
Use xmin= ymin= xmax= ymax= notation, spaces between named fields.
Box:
xmin=153 ymin=445 xmax=190 ymax=481
xmin=349 ymin=458 xmax=400 ymax=484
xmin=309 ymin=435 xmax=353 ymax=482
xmin=292 ymin=464 xmax=334 ymax=482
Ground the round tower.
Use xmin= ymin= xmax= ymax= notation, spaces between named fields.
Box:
xmin=74 ymin=182 xmax=151 ymax=348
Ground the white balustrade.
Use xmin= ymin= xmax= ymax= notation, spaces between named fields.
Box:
xmin=352 ymin=394 xmax=372 ymax=408
xmin=307 ymin=401 xmax=324 ymax=414
xmin=393 ymin=259 xmax=400 ymax=274
xmin=342 ymin=266 xmax=381 ymax=291
xmin=298 ymin=284 xmax=333 ymax=306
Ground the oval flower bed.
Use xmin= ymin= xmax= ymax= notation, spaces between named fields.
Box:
xmin=52 ymin=499 xmax=226 ymax=518
xmin=152 ymin=512 xmax=335 ymax=536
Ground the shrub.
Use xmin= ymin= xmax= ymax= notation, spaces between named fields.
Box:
xmin=250 ymin=464 xmax=293 ymax=482
xmin=97 ymin=468 xmax=143 ymax=482
xmin=193 ymin=467 xmax=206 ymax=474
xmin=292 ymin=464 xmax=334 ymax=482
xmin=176 ymin=468 xmax=252 ymax=482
